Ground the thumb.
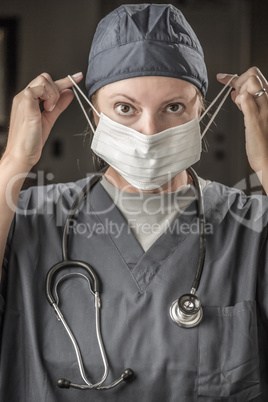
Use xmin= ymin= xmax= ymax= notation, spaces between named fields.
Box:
xmin=216 ymin=73 xmax=238 ymax=87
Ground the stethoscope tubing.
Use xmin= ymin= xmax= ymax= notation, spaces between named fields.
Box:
xmin=46 ymin=171 xmax=134 ymax=390
xmin=45 ymin=167 xmax=205 ymax=389
xmin=62 ymin=172 xmax=105 ymax=261
xmin=46 ymin=260 xmax=109 ymax=388
xmin=46 ymin=259 xmax=101 ymax=305
xmin=52 ymin=297 xmax=109 ymax=389
xmin=187 ymin=168 xmax=206 ymax=294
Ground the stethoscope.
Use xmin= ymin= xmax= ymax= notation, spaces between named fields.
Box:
xmin=46 ymin=171 xmax=133 ymax=391
xmin=169 ymin=167 xmax=206 ymax=328
xmin=45 ymin=166 xmax=206 ymax=391
xmin=45 ymin=74 xmax=239 ymax=391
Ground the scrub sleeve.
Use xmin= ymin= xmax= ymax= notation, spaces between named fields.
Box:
xmin=0 ymin=221 xmax=14 ymax=341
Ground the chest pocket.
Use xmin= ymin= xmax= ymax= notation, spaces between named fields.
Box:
xmin=198 ymin=300 xmax=261 ymax=401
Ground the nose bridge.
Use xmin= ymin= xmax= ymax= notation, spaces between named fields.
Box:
xmin=140 ymin=111 xmax=160 ymax=136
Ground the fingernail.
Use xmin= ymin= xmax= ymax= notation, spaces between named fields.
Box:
xmin=49 ymin=104 xmax=55 ymax=112
xmin=71 ymin=72 xmax=83 ymax=78
xmin=217 ymin=73 xmax=227 ymax=80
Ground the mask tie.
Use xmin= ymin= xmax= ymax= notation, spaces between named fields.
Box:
xmin=68 ymin=73 xmax=237 ymax=140
xmin=199 ymin=74 xmax=237 ymax=139
xmin=68 ymin=75 xmax=100 ymax=133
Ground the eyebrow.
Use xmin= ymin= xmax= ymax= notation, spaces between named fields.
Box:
xmin=161 ymin=96 xmax=189 ymax=104
xmin=109 ymin=94 xmax=141 ymax=104
xmin=109 ymin=93 xmax=190 ymax=105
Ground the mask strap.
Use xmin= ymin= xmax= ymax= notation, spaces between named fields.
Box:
xmin=67 ymin=75 xmax=100 ymax=133
xmin=200 ymin=74 xmax=237 ymax=139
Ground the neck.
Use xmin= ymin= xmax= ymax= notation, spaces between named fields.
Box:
xmin=104 ymin=167 xmax=191 ymax=193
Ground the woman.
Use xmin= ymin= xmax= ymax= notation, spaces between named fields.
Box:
xmin=1 ymin=4 xmax=268 ymax=401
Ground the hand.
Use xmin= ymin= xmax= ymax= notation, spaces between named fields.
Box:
xmin=3 ymin=72 xmax=83 ymax=170
xmin=217 ymin=67 xmax=268 ymax=174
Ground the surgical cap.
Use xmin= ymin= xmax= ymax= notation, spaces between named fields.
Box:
xmin=85 ymin=4 xmax=208 ymax=98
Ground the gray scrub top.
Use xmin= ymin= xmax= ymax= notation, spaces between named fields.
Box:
xmin=0 ymin=177 xmax=268 ymax=401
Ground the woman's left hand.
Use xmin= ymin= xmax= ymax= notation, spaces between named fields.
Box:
xmin=217 ymin=67 xmax=268 ymax=175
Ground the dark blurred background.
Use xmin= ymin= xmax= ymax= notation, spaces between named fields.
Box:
xmin=0 ymin=0 xmax=267 ymax=192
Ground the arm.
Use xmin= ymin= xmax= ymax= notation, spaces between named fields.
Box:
xmin=0 ymin=72 xmax=83 ymax=281
xmin=217 ymin=67 xmax=268 ymax=194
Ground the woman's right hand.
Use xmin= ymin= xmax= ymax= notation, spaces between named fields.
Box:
xmin=3 ymin=72 xmax=83 ymax=170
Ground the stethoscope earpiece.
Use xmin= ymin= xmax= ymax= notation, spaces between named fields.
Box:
xmin=169 ymin=293 xmax=203 ymax=328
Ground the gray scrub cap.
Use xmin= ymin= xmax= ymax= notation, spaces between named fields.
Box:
xmin=85 ymin=3 xmax=208 ymax=98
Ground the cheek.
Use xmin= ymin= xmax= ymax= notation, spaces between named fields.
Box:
xmin=172 ymin=108 xmax=200 ymax=126
xmin=185 ymin=103 xmax=202 ymax=122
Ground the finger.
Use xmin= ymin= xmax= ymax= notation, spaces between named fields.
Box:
xmin=54 ymin=72 xmax=83 ymax=93
xmin=216 ymin=73 xmax=238 ymax=87
xmin=234 ymin=76 xmax=268 ymax=116
xmin=41 ymin=89 xmax=74 ymax=132
xmin=251 ymin=67 xmax=268 ymax=86
xmin=235 ymin=91 xmax=259 ymax=117
xmin=27 ymin=72 xmax=55 ymax=88
xmin=217 ymin=72 xmax=268 ymax=112
xmin=42 ymin=72 xmax=83 ymax=113
xmin=217 ymin=67 xmax=268 ymax=92
xmin=26 ymin=73 xmax=61 ymax=112
xmin=19 ymin=72 xmax=83 ymax=116
xmin=254 ymin=88 xmax=268 ymax=105
xmin=232 ymin=75 xmax=261 ymax=105
xmin=233 ymin=87 xmax=268 ymax=113
xmin=10 ymin=72 xmax=84 ymax=136
xmin=23 ymin=86 xmax=51 ymax=117
xmin=239 ymin=75 xmax=268 ymax=102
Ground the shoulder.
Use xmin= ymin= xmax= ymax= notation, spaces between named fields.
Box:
xmin=7 ymin=177 xmax=97 ymax=248
xmin=204 ymin=181 xmax=268 ymax=208
xmin=16 ymin=177 xmax=91 ymax=214
xmin=203 ymin=181 xmax=268 ymax=232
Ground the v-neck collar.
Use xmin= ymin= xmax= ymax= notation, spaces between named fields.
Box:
xmin=89 ymin=180 xmax=217 ymax=293
xmin=90 ymin=182 xmax=144 ymax=265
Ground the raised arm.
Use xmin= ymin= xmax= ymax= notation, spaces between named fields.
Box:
xmin=217 ymin=67 xmax=268 ymax=194
xmin=0 ymin=72 xmax=83 ymax=280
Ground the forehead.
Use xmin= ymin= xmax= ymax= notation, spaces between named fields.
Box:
xmin=97 ymin=76 xmax=198 ymax=102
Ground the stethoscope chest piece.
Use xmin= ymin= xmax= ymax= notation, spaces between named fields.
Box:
xmin=169 ymin=294 xmax=203 ymax=328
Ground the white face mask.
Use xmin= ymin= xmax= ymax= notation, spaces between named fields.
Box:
xmin=91 ymin=114 xmax=201 ymax=190
xmin=68 ymin=75 xmax=236 ymax=190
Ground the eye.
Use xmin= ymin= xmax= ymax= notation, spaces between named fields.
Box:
xmin=115 ymin=103 xmax=136 ymax=115
xmin=165 ymin=103 xmax=184 ymax=113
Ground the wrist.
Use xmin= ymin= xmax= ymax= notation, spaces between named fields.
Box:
xmin=0 ymin=152 xmax=34 ymax=174
xmin=253 ymin=161 xmax=268 ymax=195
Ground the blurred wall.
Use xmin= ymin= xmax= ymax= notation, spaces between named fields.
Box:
xmin=0 ymin=0 xmax=102 ymax=184
xmin=0 ymin=0 xmax=267 ymax=189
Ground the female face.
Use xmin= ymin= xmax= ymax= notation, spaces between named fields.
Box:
xmin=93 ymin=76 xmax=202 ymax=135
